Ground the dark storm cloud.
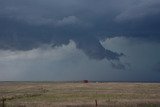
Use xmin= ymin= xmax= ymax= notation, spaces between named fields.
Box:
xmin=153 ymin=62 xmax=160 ymax=72
xmin=0 ymin=0 xmax=160 ymax=60
xmin=110 ymin=62 xmax=126 ymax=70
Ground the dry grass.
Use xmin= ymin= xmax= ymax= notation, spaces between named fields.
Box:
xmin=0 ymin=82 xmax=160 ymax=107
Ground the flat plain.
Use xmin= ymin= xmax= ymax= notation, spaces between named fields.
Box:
xmin=0 ymin=82 xmax=160 ymax=107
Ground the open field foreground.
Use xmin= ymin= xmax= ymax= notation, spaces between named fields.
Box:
xmin=0 ymin=82 xmax=160 ymax=107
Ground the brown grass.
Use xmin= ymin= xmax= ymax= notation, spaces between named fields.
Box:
xmin=0 ymin=82 xmax=160 ymax=107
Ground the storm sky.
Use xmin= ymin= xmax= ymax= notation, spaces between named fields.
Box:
xmin=0 ymin=0 xmax=160 ymax=81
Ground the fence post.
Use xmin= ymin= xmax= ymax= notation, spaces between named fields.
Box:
xmin=1 ymin=97 xmax=6 ymax=107
xmin=95 ymin=99 xmax=98 ymax=107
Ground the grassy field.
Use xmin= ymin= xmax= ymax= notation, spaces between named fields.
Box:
xmin=0 ymin=82 xmax=160 ymax=107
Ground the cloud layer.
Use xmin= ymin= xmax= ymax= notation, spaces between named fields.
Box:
xmin=0 ymin=0 xmax=160 ymax=60
xmin=0 ymin=38 xmax=160 ymax=81
xmin=0 ymin=0 xmax=160 ymax=81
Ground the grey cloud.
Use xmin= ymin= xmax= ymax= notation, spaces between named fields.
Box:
xmin=153 ymin=62 xmax=160 ymax=72
xmin=0 ymin=16 xmax=122 ymax=60
xmin=102 ymin=37 xmax=160 ymax=73
xmin=110 ymin=61 xmax=126 ymax=70
xmin=115 ymin=0 xmax=160 ymax=22
xmin=73 ymin=36 xmax=123 ymax=60
xmin=0 ymin=0 xmax=160 ymax=61
xmin=56 ymin=16 xmax=80 ymax=26
xmin=0 ymin=38 xmax=160 ymax=81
